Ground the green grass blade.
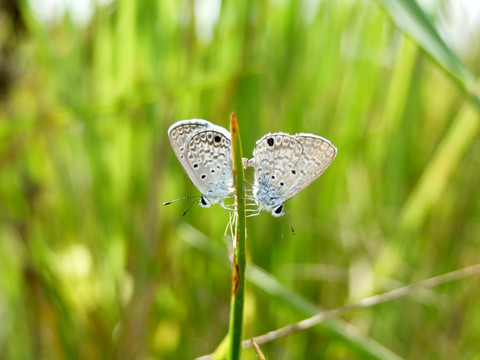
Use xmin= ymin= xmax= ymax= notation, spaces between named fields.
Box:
xmin=227 ymin=113 xmax=247 ymax=360
xmin=375 ymin=0 xmax=479 ymax=105
xmin=399 ymin=100 xmax=479 ymax=231
xmin=181 ymin=226 xmax=403 ymax=360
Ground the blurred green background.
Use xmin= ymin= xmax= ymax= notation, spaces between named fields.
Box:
xmin=1 ymin=0 xmax=480 ymax=359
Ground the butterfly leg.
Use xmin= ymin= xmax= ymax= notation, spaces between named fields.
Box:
xmin=220 ymin=201 xmax=237 ymax=212
xmin=246 ymin=208 xmax=263 ymax=217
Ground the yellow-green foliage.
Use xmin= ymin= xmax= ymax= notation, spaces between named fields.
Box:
xmin=0 ymin=1 xmax=479 ymax=359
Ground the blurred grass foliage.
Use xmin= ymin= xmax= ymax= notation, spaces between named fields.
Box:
xmin=1 ymin=0 xmax=480 ymax=359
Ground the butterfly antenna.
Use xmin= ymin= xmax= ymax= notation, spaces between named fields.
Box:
xmin=163 ymin=196 xmax=199 ymax=206
xmin=181 ymin=199 xmax=200 ymax=216
xmin=285 ymin=208 xmax=295 ymax=236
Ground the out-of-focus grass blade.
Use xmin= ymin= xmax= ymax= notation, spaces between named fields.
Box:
xmin=375 ymin=0 xmax=480 ymax=107
xmin=371 ymin=0 xmax=480 ymax=279
xmin=251 ymin=338 xmax=267 ymax=360
xmin=180 ymin=225 xmax=403 ymax=360
xmin=399 ymin=101 xmax=479 ymax=231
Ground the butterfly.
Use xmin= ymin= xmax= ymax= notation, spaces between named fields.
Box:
xmin=164 ymin=119 xmax=234 ymax=212
xmin=245 ymin=132 xmax=337 ymax=217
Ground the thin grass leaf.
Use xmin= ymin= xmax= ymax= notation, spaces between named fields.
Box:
xmin=246 ymin=263 xmax=480 ymax=348
xmin=400 ymin=99 xmax=479 ymax=230
xmin=227 ymin=113 xmax=247 ymax=360
xmin=181 ymin=225 xmax=403 ymax=360
xmin=375 ymin=0 xmax=480 ymax=107
xmin=251 ymin=338 xmax=267 ymax=360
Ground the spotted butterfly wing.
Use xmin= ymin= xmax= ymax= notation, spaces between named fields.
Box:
xmin=167 ymin=119 xmax=233 ymax=207
xmin=250 ymin=133 xmax=304 ymax=216
xmin=250 ymin=132 xmax=336 ymax=216
xmin=183 ymin=127 xmax=234 ymax=206
xmin=168 ymin=119 xmax=213 ymax=164
xmin=280 ymin=133 xmax=336 ymax=202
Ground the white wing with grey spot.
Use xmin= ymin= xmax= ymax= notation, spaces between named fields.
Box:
xmin=167 ymin=119 xmax=234 ymax=206
xmin=248 ymin=132 xmax=336 ymax=216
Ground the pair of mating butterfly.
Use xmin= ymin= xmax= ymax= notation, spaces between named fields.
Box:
xmin=164 ymin=119 xmax=337 ymax=218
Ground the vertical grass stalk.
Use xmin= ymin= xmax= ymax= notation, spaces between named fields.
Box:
xmin=227 ymin=113 xmax=247 ymax=360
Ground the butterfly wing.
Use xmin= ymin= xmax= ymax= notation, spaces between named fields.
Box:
xmin=168 ymin=119 xmax=213 ymax=163
xmin=252 ymin=133 xmax=304 ymax=210
xmin=279 ymin=133 xmax=336 ymax=202
xmin=251 ymin=132 xmax=337 ymax=211
xmin=183 ymin=126 xmax=233 ymax=203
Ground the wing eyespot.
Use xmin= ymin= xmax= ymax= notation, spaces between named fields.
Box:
xmin=201 ymin=174 xmax=206 ymax=179
xmin=267 ymin=137 xmax=274 ymax=147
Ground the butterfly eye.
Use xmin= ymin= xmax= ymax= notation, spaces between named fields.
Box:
xmin=274 ymin=205 xmax=283 ymax=214
xmin=201 ymin=197 xmax=208 ymax=206
xmin=267 ymin=137 xmax=274 ymax=147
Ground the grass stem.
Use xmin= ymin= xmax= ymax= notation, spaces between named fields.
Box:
xmin=227 ymin=113 xmax=247 ymax=360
